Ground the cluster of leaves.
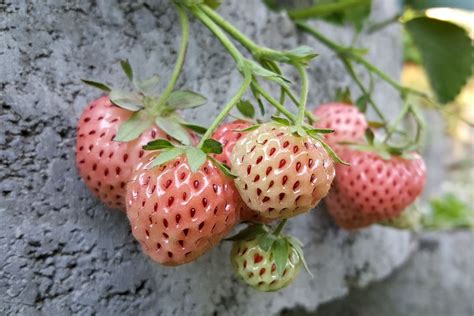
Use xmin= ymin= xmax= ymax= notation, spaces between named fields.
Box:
xmin=83 ymin=60 xmax=208 ymax=144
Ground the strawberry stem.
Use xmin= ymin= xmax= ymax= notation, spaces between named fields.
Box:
xmin=151 ymin=4 xmax=189 ymax=114
xmin=273 ymin=219 xmax=287 ymax=236
xmin=295 ymin=63 xmax=308 ymax=128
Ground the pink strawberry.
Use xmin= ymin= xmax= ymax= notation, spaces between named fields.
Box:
xmin=325 ymin=148 xmax=426 ymax=229
xmin=313 ymin=103 xmax=367 ymax=153
xmin=230 ymin=123 xmax=335 ymax=219
xmin=76 ymin=96 xmax=172 ymax=210
xmin=125 ymin=154 xmax=241 ymax=265
xmin=211 ymin=120 xmax=252 ymax=165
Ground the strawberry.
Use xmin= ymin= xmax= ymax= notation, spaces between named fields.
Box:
xmin=313 ymin=103 xmax=367 ymax=153
xmin=125 ymin=154 xmax=241 ymax=266
xmin=76 ymin=96 xmax=171 ymax=210
xmin=211 ymin=120 xmax=252 ymax=165
xmin=230 ymin=234 xmax=302 ymax=292
xmin=77 ymin=61 xmax=204 ymax=210
xmin=230 ymin=123 xmax=335 ymax=219
xmin=325 ymin=148 xmax=426 ymax=229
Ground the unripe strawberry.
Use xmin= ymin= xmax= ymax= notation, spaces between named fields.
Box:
xmin=231 ymin=237 xmax=301 ymax=292
xmin=230 ymin=123 xmax=335 ymax=219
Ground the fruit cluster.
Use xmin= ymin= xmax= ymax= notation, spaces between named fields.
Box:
xmin=75 ymin=1 xmax=427 ymax=292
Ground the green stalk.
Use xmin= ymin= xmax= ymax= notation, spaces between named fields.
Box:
xmin=152 ymin=5 xmax=189 ymax=114
xmin=252 ymin=82 xmax=297 ymax=122
xmin=191 ymin=6 xmax=244 ymax=67
xmin=273 ymin=219 xmax=287 ymax=236
xmin=198 ymin=71 xmax=252 ymax=147
xmin=294 ymin=21 xmax=428 ymax=98
xmin=295 ymin=64 xmax=308 ymax=127
xmin=288 ymin=0 xmax=371 ymax=20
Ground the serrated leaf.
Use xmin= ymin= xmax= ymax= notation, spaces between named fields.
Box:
xmin=81 ymin=79 xmax=111 ymax=92
xmin=272 ymin=239 xmax=289 ymax=275
xmin=120 ymin=59 xmax=133 ymax=82
xmin=167 ymin=90 xmax=207 ymax=109
xmin=202 ymin=139 xmax=223 ymax=154
xmin=257 ymin=233 xmax=276 ymax=252
xmin=185 ymin=147 xmax=207 ymax=173
xmin=114 ymin=111 xmax=153 ymax=142
xmin=155 ymin=117 xmax=191 ymax=145
xmin=405 ymin=17 xmax=473 ymax=103
xmin=136 ymin=75 xmax=160 ymax=94
xmin=271 ymin=116 xmax=291 ymax=126
xmin=143 ymin=139 xmax=174 ymax=151
xmin=148 ymin=147 xmax=185 ymax=169
xmin=226 ymin=224 xmax=268 ymax=241
xmin=236 ymin=100 xmax=255 ymax=119
xmin=110 ymin=90 xmax=143 ymax=111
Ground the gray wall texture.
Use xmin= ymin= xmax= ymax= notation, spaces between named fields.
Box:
xmin=0 ymin=0 xmax=426 ymax=315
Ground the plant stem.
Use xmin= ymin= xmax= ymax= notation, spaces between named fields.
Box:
xmin=198 ymin=71 xmax=252 ymax=147
xmin=273 ymin=219 xmax=287 ymax=236
xmin=191 ymin=6 xmax=244 ymax=67
xmin=152 ymin=4 xmax=189 ymax=114
xmin=287 ymin=0 xmax=371 ymax=20
xmin=295 ymin=64 xmax=308 ymax=127
xmin=252 ymin=82 xmax=296 ymax=122
xmin=384 ymin=102 xmax=411 ymax=142
xmin=294 ymin=21 xmax=428 ymax=98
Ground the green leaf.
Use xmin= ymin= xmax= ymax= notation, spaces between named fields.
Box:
xmin=236 ymin=100 xmax=255 ymax=119
xmin=286 ymin=236 xmax=312 ymax=277
xmin=209 ymin=157 xmax=237 ymax=179
xmin=204 ymin=0 xmax=222 ymax=9
xmin=148 ymin=148 xmax=185 ymax=169
xmin=365 ymin=128 xmax=374 ymax=145
xmin=405 ymin=17 xmax=473 ymax=103
xmin=155 ymin=117 xmax=192 ymax=145
xmin=257 ymin=233 xmax=277 ymax=252
xmin=135 ymin=75 xmax=160 ymax=95
xmin=167 ymin=90 xmax=207 ymax=109
xmin=185 ymin=147 xmax=207 ymax=173
xmin=404 ymin=0 xmax=474 ymax=10
xmin=109 ymin=90 xmax=143 ymax=111
xmin=180 ymin=122 xmax=207 ymax=135
xmin=226 ymin=224 xmax=268 ymax=241
xmin=272 ymin=239 xmax=289 ymax=275
xmin=202 ymin=139 xmax=223 ymax=154
xmin=114 ymin=111 xmax=153 ymax=142
xmin=120 ymin=59 xmax=133 ymax=82
xmin=286 ymin=46 xmax=318 ymax=65
xmin=305 ymin=126 xmax=335 ymax=135
xmin=424 ymin=193 xmax=474 ymax=229
xmin=246 ymin=60 xmax=290 ymax=87
xmin=81 ymin=79 xmax=111 ymax=92
xmin=315 ymin=136 xmax=350 ymax=165
xmin=143 ymin=139 xmax=175 ymax=151
xmin=234 ymin=125 xmax=260 ymax=133
xmin=355 ymin=94 xmax=368 ymax=113
xmin=271 ymin=116 xmax=291 ymax=126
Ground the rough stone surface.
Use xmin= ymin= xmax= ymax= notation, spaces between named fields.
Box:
xmin=1 ymin=1 xmax=412 ymax=315
xmin=285 ymin=231 xmax=474 ymax=316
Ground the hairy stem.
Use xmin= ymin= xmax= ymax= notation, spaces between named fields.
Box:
xmin=273 ymin=219 xmax=287 ymax=236
xmin=295 ymin=64 xmax=309 ymax=127
xmin=152 ymin=4 xmax=189 ymax=114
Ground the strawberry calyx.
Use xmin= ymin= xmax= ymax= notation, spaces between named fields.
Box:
xmin=227 ymin=222 xmax=312 ymax=276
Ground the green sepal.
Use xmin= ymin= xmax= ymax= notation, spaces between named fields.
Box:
xmin=155 ymin=116 xmax=192 ymax=145
xmin=209 ymin=156 xmax=237 ymax=178
xmin=135 ymin=75 xmax=160 ymax=95
xmin=109 ymin=89 xmax=143 ymax=111
xmin=233 ymin=124 xmax=260 ymax=133
xmin=257 ymin=233 xmax=277 ymax=252
xmin=287 ymin=235 xmax=313 ymax=277
xmin=167 ymin=90 xmax=207 ymax=109
xmin=148 ymin=147 xmax=185 ymax=169
xmin=236 ymin=99 xmax=255 ymax=119
xmin=355 ymin=94 xmax=368 ymax=113
xmin=120 ymin=59 xmax=134 ymax=82
xmin=271 ymin=116 xmax=291 ymax=126
xmin=179 ymin=122 xmax=207 ymax=135
xmin=246 ymin=60 xmax=291 ymax=88
xmin=312 ymin=135 xmax=349 ymax=165
xmin=81 ymin=79 xmax=112 ymax=92
xmin=272 ymin=238 xmax=289 ymax=276
xmin=185 ymin=147 xmax=207 ymax=173
xmin=143 ymin=139 xmax=175 ymax=151
xmin=114 ymin=111 xmax=153 ymax=142
xmin=201 ymin=139 xmax=223 ymax=154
